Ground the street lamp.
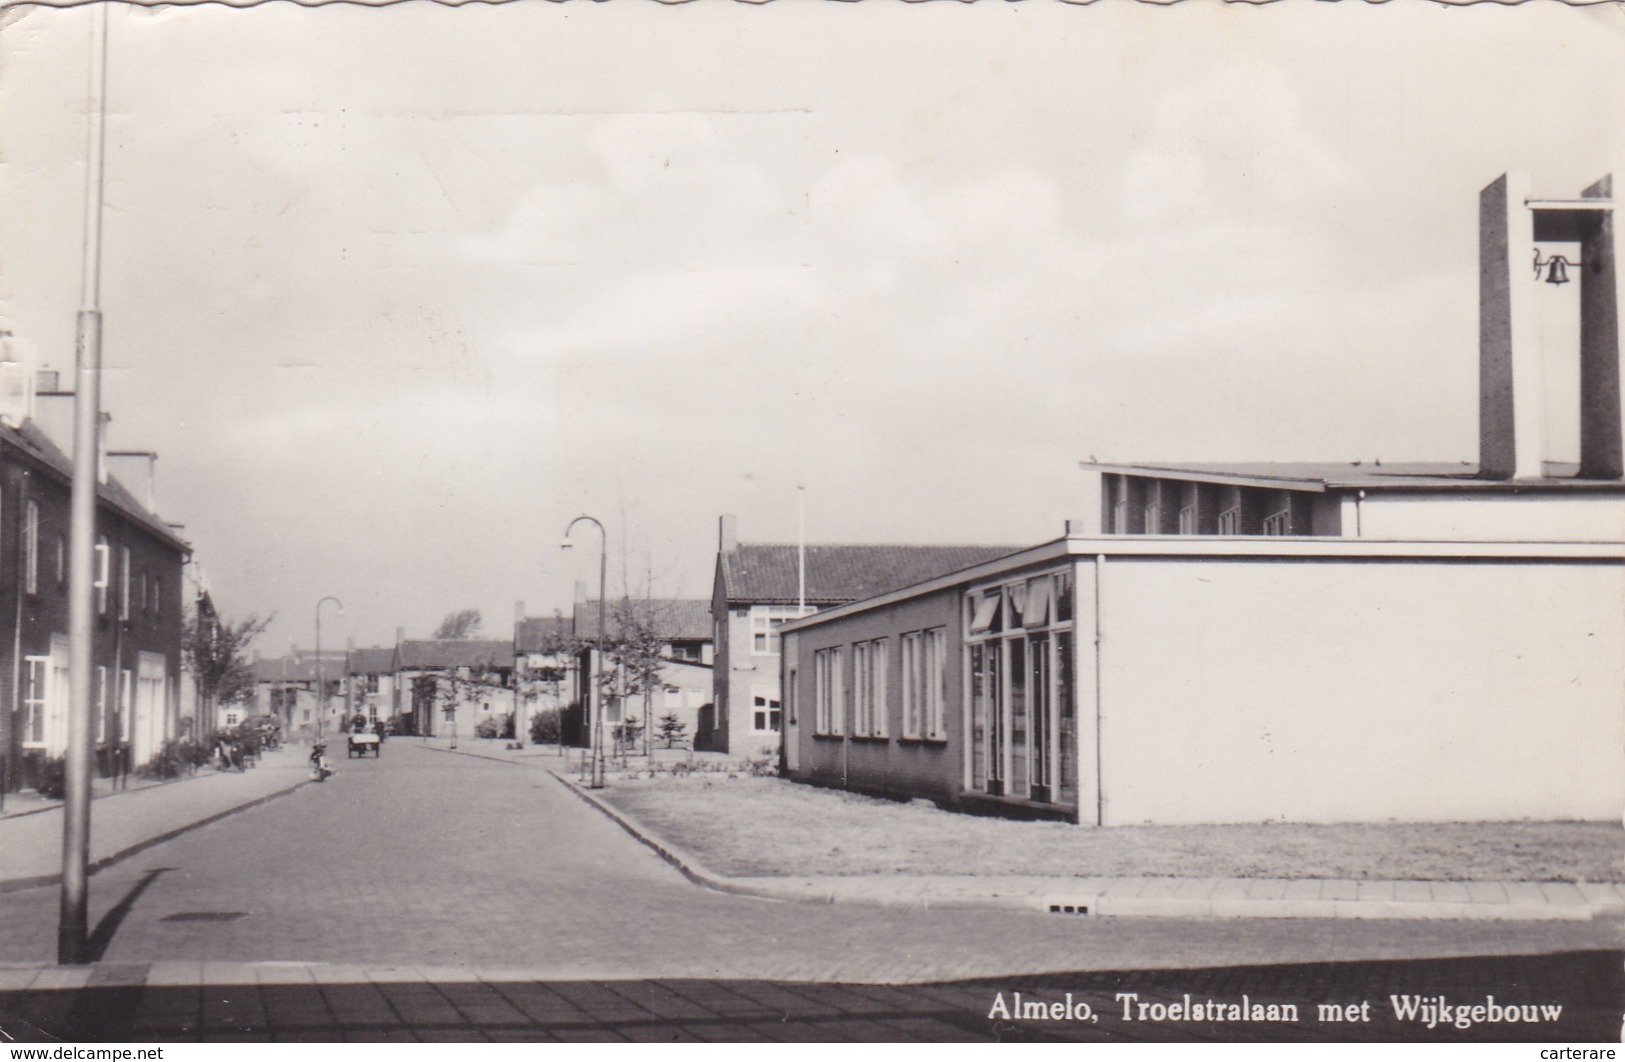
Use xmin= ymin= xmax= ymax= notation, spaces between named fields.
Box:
xmin=314 ymin=596 xmax=343 ymax=741
xmin=562 ymin=516 xmax=606 ymax=789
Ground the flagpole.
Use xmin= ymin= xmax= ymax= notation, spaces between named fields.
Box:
xmin=60 ymin=0 xmax=109 ymax=965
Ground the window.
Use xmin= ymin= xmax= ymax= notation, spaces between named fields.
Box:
xmin=751 ymin=606 xmax=801 ymax=655
xmin=968 ymin=591 xmax=1002 ymax=636
xmin=852 ymin=638 xmax=887 ymax=738
xmin=95 ymin=666 xmax=107 ymax=744
xmin=118 ymin=669 xmax=132 ymax=742
xmin=23 ymin=500 xmax=38 ymax=595
xmin=751 ymin=689 xmax=781 ymax=733
xmin=1142 ymin=499 xmax=1160 ymax=535
xmin=965 ymin=569 xmax=1076 ymax=806
xmin=95 ymin=536 xmax=109 ymax=614
xmin=225 ymin=712 xmax=239 ymax=727
xmin=1178 ymin=505 xmax=1197 ymax=534
xmin=1262 ymin=509 xmax=1291 ymax=536
xmin=1217 ymin=507 xmax=1241 ymax=535
xmin=900 ymin=632 xmax=923 ymax=738
xmin=119 ymin=547 xmax=131 ymax=620
xmin=901 ymin=630 xmax=946 ymax=741
xmin=22 ymin=657 xmax=48 ymax=747
xmin=923 ymin=628 xmax=947 ymax=740
xmin=813 ymin=646 xmax=843 ymax=736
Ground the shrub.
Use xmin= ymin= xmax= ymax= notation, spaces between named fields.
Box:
xmin=474 ymin=715 xmax=504 ymax=740
xmin=529 ymin=707 xmax=562 ymax=745
xmin=139 ymin=739 xmax=198 ymax=780
xmin=743 ymin=751 xmax=779 ymax=778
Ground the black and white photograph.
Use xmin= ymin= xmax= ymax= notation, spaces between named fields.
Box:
xmin=0 ymin=0 xmax=1621 ymax=1046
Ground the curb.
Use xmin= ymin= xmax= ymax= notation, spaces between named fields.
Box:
xmin=548 ymin=772 xmax=1625 ymax=922
xmin=547 ymin=770 xmax=827 ymax=907
xmin=0 ymin=774 xmax=313 ymax=895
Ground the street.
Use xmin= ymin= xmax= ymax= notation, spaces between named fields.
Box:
xmin=0 ymin=743 xmax=1619 ymax=1041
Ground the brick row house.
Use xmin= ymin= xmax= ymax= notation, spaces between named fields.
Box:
xmin=707 ymin=514 xmax=1016 ymax=756
xmin=0 ymin=416 xmax=186 ymax=794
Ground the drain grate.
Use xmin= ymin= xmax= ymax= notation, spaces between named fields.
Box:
xmin=161 ymin=911 xmax=246 ymax=923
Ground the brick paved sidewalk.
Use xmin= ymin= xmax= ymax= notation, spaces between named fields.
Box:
xmin=529 ymin=757 xmax=1625 ymax=923
xmin=0 ymin=746 xmax=314 ymax=892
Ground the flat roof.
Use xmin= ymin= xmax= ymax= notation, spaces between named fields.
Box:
xmin=1082 ymin=460 xmax=1625 ymax=493
xmin=779 ymin=535 xmax=1624 ymax=635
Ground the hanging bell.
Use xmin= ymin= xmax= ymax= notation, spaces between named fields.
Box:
xmin=1544 ymin=255 xmax=1572 ymax=286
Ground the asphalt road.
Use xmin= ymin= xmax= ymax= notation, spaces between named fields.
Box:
xmin=0 ymin=742 xmax=1618 ymax=1041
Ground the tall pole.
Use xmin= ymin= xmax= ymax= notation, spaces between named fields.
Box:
xmin=563 ymin=516 xmax=606 ymax=788
xmin=59 ymin=2 xmax=110 ymax=966
xmin=314 ymin=596 xmax=342 ymax=741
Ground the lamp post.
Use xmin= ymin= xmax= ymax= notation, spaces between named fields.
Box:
xmin=58 ymin=2 xmax=110 ymax=965
xmin=562 ymin=516 xmax=606 ymax=788
xmin=314 ymin=596 xmax=343 ymax=740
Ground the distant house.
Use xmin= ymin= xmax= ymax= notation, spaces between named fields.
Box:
xmin=249 ymin=651 xmax=343 ymax=734
xmin=708 ymin=515 xmax=1017 ymax=756
xmin=0 ymin=399 xmax=188 ymax=794
xmin=344 ymin=647 xmax=397 ymax=729
xmin=569 ymin=597 xmax=712 ymax=753
xmin=514 ymin=611 xmax=572 ymax=743
xmin=394 ymin=639 xmax=515 ymax=740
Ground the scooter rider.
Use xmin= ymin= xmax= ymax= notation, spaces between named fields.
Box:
xmin=309 ymin=739 xmax=333 ymax=781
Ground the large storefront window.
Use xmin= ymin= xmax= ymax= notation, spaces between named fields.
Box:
xmin=964 ymin=568 xmax=1076 ymax=807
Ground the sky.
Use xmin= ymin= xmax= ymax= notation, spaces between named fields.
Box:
xmin=0 ymin=0 xmax=1620 ymax=654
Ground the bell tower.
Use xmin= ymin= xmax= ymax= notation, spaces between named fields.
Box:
xmin=1479 ymin=172 xmax=1620 ymax=480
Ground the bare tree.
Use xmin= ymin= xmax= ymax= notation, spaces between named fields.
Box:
xmin=433 ymin=608 xmax=483 ymax=640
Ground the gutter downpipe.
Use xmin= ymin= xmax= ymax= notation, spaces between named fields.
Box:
xmin=1355 ymin=489 xmax=1366 ymax=538
xmin=1093 ymin=553 xmax=1105 ymax=828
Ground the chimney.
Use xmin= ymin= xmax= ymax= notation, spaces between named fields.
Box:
xmin=0 ymin=332 xmax=32 ymax=428
xmin=31 ymin=372 xmax=75 ymax=456
xmin=106 ymin=451 xmax=158 ymax=513
xmin=718 ymin=513 xmax=738 ymax=553
xmin=394 ymin=626 xmax=405 ymax=646
xmin=573 ymin=579 xmax=588 ymax=603
xmin=1480 ymin=171 xmax=1620 ymax=480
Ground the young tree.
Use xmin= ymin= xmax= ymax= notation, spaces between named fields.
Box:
xmin=596 ymin=596 xmax=669 ymax=760
xmin=183 ymin=607 xmax=273 ymax=723
xmin=433 ymin=608 xmax=483 ymax=640
xmin=656 ymin=712 xmax=687 ymax=750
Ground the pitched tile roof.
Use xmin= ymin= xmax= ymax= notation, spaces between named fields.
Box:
xmin=345 ymin=648 xmax=396 ymax=675
xmin=396 ymin=639 xmax=515 ymax=670
xmin=251 ymin=652 xmax=344 ymax=684
xmin=571 ymin=599 xmax=713 ymax=642
xmin=2 ymin=419 xmax=188 ymax=550
xmin=718 ymin=544 xmax=1022 ymax=605
xmin=515 ymin=615 xmax=572 ymax=653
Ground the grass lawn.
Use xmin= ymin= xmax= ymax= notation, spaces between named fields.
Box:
xmin=595 ymin=773 xmax=1625 ymax=882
